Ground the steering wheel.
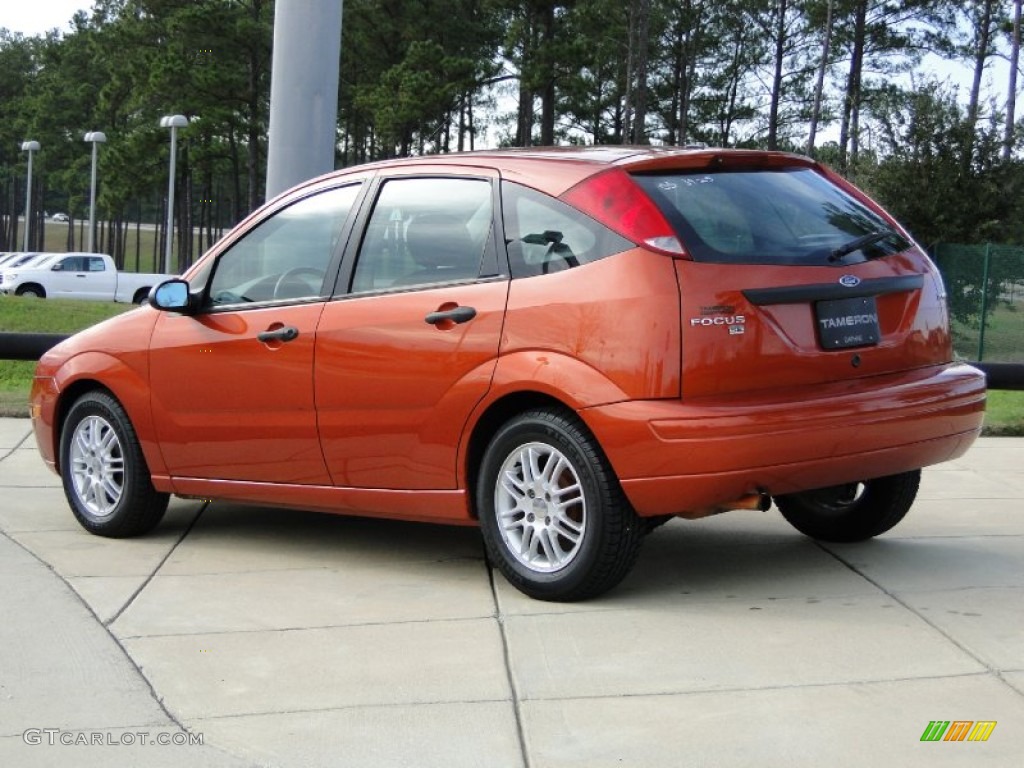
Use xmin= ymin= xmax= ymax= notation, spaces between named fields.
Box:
xmin=272 ymin=267 xmax=326 ymax=299
xmin=213 ymin=290 xmax=247 ymax=305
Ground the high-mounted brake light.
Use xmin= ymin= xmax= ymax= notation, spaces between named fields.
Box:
xmin=561 ymin=168 xmax=690 ymax=258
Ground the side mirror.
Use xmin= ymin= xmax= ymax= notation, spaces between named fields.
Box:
xmin=149 ymin=279 xmax=194 ymax=313
xmin=51 ymin=262 xmax=63 ymax=271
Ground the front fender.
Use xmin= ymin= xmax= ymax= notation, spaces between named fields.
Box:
xmin=46 ymin=350 xmax=167 ymax=480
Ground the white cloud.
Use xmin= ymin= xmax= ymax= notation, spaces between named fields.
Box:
xmin=2 ymin=1 xmax=90 ymax=37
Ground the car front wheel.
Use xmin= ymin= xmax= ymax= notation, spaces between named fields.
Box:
xmin=60 ymin=391 xmax=169 ymax=537
xmin=477 ymin=409 xmax=643 ymax=601
xmin=774 ymin=470 xmax=921 ymax=543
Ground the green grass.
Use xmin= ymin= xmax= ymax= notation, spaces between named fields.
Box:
xmin=950 ymin=297 xmax=1024 ymax=363
xmin=0 ymin=295 xmax=132 ymax=333
xmin=0 ymin=296 xmax=131 ymax=415
xmin=983 ymin=390 xmax=1024 ymax=436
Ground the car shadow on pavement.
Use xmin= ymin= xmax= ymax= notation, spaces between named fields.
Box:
xmin=179 ymin=501 xmax=487 ymax=566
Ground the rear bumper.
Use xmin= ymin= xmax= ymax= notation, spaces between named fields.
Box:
xmin=582 ymin=363 xmax=986 ymax=517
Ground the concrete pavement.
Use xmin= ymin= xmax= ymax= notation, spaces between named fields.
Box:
xmin=1 ymin=415 xmax=1022 ymax=766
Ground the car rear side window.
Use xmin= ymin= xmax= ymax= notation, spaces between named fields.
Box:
xmin=633 ymin=168 xmax=909 ymax=266
xmin=502 ymin=181 xmax=632 ymax=278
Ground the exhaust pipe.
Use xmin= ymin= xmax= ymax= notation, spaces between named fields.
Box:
xmin=674 ymin=491 xmax=772 ymax=520
xmin=732 ymin=492 xmax=772 ymax=512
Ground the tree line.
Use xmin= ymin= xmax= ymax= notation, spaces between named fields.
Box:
xmin=0 ymin=0 xmax=1021 ymax=273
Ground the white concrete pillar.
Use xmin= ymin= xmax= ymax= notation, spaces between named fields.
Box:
xmin=266 ymin=0 xmax=343 ymax=199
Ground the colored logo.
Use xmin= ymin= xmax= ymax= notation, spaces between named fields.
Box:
xmin=920 ymin=721 xmax=997 ymax=742
xmin=839 ymin=275 xmax=861 ymax=288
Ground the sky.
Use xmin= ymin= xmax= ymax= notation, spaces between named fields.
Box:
xmin=2 ymin=1 xmax=90 ymax=37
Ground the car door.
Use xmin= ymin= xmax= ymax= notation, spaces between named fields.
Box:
xmin=46 ymin=255 xmax=88 ymax=298
xmin=148 ymin=182 xmax=364 ymax=484
xmin=82 ymin=255 xmax=117 ymax=300
xmin=315 ymin=173 xmax=508 ymax=490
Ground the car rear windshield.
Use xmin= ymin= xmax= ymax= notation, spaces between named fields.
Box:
xmin=633 ymin=167 xmax=910 ymax=266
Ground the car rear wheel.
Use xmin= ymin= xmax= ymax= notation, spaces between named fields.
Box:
xmin=477 ymin=409 xmax=643 ymax=601
xmin=60 ymin=391 xmax=169 ymax=537
xmin=774 ymin=470 xmax=921 ymax=543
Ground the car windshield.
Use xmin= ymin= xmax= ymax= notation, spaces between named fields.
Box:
xmin=633 ymin=168 xmax=910 ymax=266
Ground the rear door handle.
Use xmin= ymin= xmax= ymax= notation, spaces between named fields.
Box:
xmin=257 ymin=326 xmax=299 ymax=343
xmin=424 ymin=306 xmax=477 ymax=325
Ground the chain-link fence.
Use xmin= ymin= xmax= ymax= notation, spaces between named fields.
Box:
xmin=932 ymin=244 xmax=1024 ymax=363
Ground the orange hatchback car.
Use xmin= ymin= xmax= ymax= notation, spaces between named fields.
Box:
xmin=31 ymin=147 xmax=985 ymax=601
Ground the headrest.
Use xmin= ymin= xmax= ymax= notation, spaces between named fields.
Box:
xmin=405 ymin=214 xmax=475 ymax=269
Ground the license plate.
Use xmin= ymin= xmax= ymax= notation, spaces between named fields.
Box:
xmin=815 ymin=296 xmax=880 ymax=349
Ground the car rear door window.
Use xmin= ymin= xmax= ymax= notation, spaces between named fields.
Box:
xmin=501 ymin=181 xmax=632 ymax=278
xmin=206 ymin=183 xmax=361 ymax=307
xmin=350 ymin=177 xmax=494 ymax=293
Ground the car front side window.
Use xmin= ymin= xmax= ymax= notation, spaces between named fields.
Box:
xmin=206 ymin=184 xmax=361 ymax=308
xmin=56 ymin=257 xmax=82 ymax=272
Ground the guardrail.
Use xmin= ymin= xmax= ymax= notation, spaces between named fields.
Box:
xmin=0 ymin=332 xmax=70 ymax=361
xmin=975 ymin=362 xmax=1024 ymax=391
xmin=1 ymin=332 xmax=1022 ymax=390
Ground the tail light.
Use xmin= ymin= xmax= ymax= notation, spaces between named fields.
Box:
xmin=561 ymin=168 xmax=690 ymax=259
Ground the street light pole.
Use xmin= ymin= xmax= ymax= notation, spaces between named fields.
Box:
xmin=84 ymin=132 xmax=107 ymax=252
xmin=159 ymin=115 xmax=189 ymax=274
xmin=21 ymin=141 xmax=40 ymax=252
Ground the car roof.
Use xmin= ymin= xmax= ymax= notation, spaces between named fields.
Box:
xmin=308 ymin=146 xmax=817 ymax=198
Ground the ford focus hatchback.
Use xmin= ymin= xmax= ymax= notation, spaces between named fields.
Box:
xmin=31 ymin=147 xmax=985 ymax=601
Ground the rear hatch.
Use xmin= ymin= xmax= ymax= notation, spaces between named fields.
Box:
xmin=626 ymin=154 xmax=951 ymax=398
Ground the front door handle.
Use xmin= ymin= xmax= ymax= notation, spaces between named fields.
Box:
xmin=257 ymin=325 xmax=299 ymax=343
xmin=424 ymin=306 xmax=477 ymax=325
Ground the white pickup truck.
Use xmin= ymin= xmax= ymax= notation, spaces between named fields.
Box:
xmin=0 ymin=252 xmax=171 ymax=304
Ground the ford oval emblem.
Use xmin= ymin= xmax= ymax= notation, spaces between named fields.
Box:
xmin=839 ymin=275 xmax=861 ymax=288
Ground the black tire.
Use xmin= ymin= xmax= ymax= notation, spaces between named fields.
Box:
xmin=16 ymin=284 xmax=45 ymax=298
xmin=60 ymin=391 xmax=169 ymax=537
xmin=774 ymin=470 xmax=921 ymax=543
xmin=476 ymin=408 xmax=643 ymax=601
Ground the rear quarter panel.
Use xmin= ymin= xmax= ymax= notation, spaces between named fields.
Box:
xmin=497 ymin=248 xmax=681 ymax=401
